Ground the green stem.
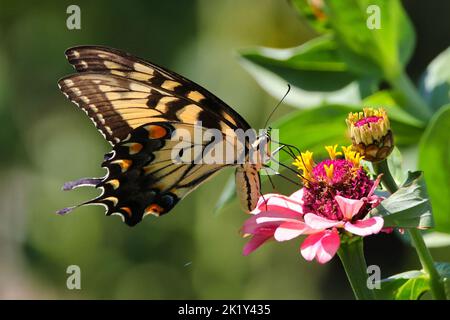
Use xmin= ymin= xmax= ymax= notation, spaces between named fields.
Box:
xmin=337 ymin=236 xmax=376 ymax=300
xmin=374 ymin=159 xmax=397 ymax=194
xmin=408 ymin=229 xmax=446 ymax=299
xmin=386 ymin=68 xmax=432 ymax=122
xmin=374 ymin=159 xmax=446 ymax=300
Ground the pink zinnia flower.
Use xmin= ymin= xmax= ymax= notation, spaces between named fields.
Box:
xmin=242 ymin=145 xmax=384 ymax=264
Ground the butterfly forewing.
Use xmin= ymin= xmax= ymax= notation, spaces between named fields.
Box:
xmin=63 ymin=46 xmax=251 ymax=131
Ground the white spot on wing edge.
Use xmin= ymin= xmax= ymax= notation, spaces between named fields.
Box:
xmin=111 ymin=212 xmax=125 ymax=222
xmin=64 ymin=79 xmax=74 ymax=86
xmin=71 ymin=50 xmax=80 ymax=58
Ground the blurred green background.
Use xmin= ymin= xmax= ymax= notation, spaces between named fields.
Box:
xmin=0 ymin=0 xmax=448 ymax=299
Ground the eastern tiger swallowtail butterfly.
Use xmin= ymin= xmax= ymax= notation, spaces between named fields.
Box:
xmin=57 ymin=46 xmax=275 ymax=226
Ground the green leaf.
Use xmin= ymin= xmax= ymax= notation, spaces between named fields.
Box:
xmin=238 ymin=36 xmax=363 ymax=108
xmin=419 ymin=47 xmax=450 ymax=112
xmin=214 ymin=174 xmax=237 ymax=215
xmin=370 ymin=171 xmax=434 ymax=229
xmin=418 ymin=105 xmax=450 ymax=233
xmin=362 ymin=90 xmax=424 ymax=127
xmin=273 ymin=104 xmax=352 ymax=164
xmin=376 ymin=270 xmax=430 ymax=300
xmin=435 ymin=262 xmax=450 ymax=277
xmin=290 ymin=0 xmax=330 ymax=33
xmin=435 ymin=262 xmax=450 ymax=299
xmin=387 ymin=147 xmax=407 ymax=187
xmin=325 ymin=0 xmax=415 ymax=78
xmin=240 ymin=36 xmax=354 ymax=91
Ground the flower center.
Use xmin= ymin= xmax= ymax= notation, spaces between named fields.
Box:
xmin=354 ymin=116 xmax=382 ymax=127
xmin=302 ymin=159 xmax=374 ymax=221
xmin=312 ymin=159 xmax=353 ymax=184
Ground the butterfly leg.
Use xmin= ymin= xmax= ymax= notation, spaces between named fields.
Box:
xmin=263 ymin=163 xmax=301 ymax=186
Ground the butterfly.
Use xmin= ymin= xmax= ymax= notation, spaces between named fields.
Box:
xmin=57 ymin=45 xmax=277 ymax=226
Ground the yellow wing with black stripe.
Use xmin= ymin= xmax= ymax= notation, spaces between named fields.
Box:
xmin=59 ymin=45 xmax=250 ymax=144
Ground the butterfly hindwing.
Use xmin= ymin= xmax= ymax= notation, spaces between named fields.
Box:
xmin=79 ymin=122 xmax=231 ymax=226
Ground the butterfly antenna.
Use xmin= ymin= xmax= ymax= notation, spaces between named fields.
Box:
xmin=263 ymin=84 xmax=291 ymax=129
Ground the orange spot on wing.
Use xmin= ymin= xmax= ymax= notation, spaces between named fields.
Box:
xmin=111 ymin=159 xmax=132 ymax=172
xmin=120 ymin=207 xmax=132 ymax=217
xmin=124 ymin=142 xmax=143 ymax=155
xmin=145 ymin=125 xmax=167 ymax=139
xmin=106 ymin=179 xmax=120 ymax=189
xmin=144 ymin=203 xmax=165 ymax=216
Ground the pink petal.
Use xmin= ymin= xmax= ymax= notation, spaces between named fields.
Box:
xmin=252 ymin=192 xmax=303 ymax=215
xmin=256 ymin=216 xmax=300 ymax=224
xmin=344 ymin=217 xmax=384 ymax=236
xmin=274 ymin=221 xmax=313 ymax=241
xmin=300 ymin=230 xmax=340 ymax=264
xmin=299 ymin=232 xmax=325 ymax=262
xmin=242 ymin=220 xmax=277 ymax=237
xmin=335 ymin=195 xmax=365 ymax=220
xmin=364 ymin=194 xmax=384 ymax=207
xmin=242 ymin=210 xmax=301 ymax=234
xmin=243 ymin=234 xmax=271 ymax=255
xmin=289 ymin=188 xmax=305 ymax=205
xmin=367 ymin=174 xmax=382 ymax=197
xmin=315 ymin=230 xmax=340 ymax=264
xmin=304 ymin=213 xmax=341 ymax=230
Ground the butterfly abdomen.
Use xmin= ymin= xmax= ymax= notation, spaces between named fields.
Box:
xmin=235 ymin=165 xmax=261 ymax=212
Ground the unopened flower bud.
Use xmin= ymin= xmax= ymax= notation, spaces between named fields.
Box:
xmin=346 ymin=108 xmax=394 ymax=162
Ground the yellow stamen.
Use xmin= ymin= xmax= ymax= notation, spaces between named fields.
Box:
xmin=325 ymin=145 xmax=342 ymax=160
xmin=342 ymin=145 xmax=364 ymax=167
xmin=293 ymin=151 xmax=315 ymax=181
xmin=324 ymin=164 xmax=334 ymax=180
